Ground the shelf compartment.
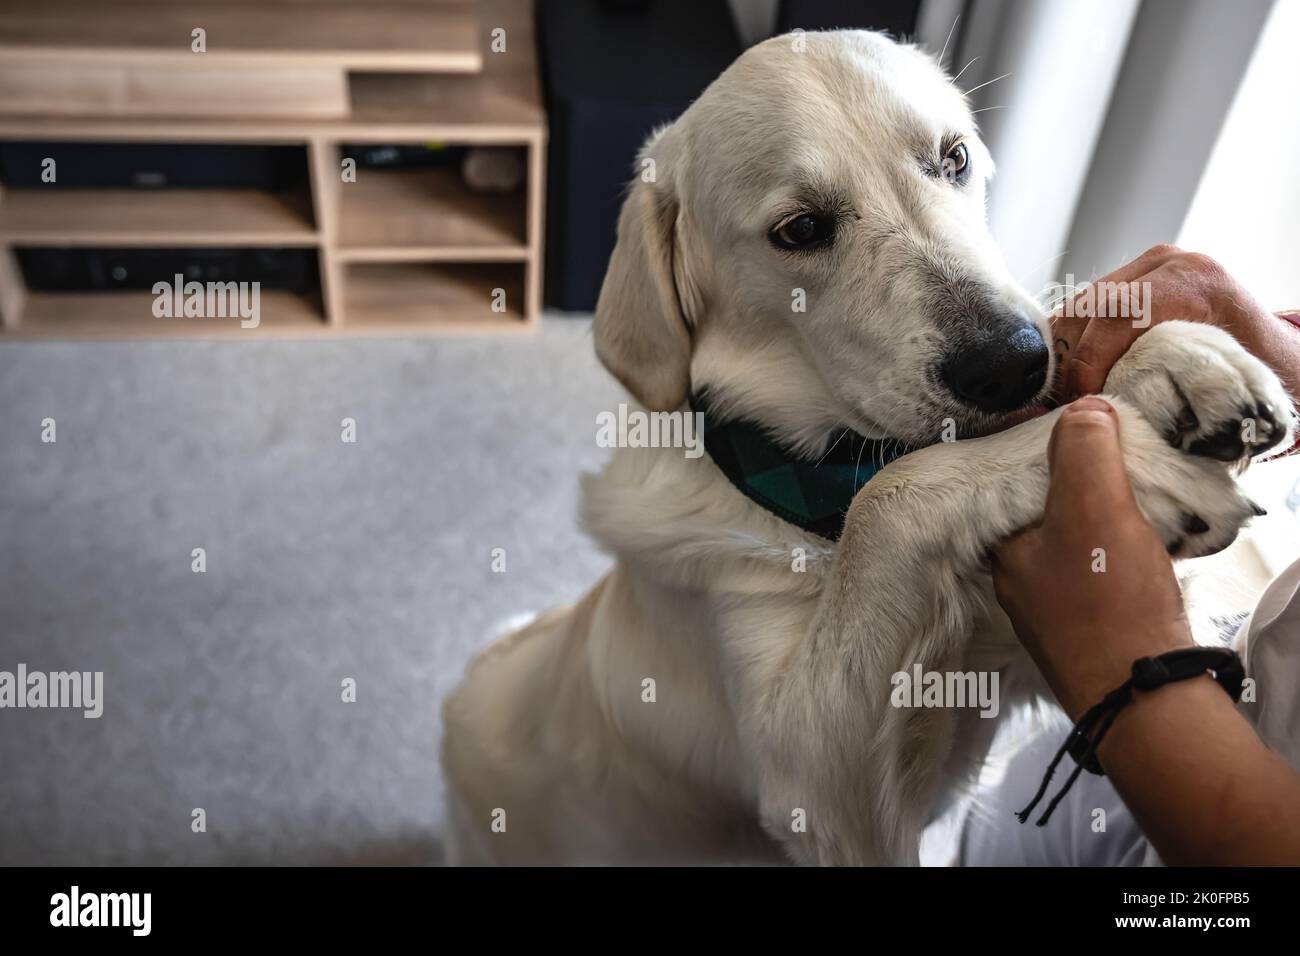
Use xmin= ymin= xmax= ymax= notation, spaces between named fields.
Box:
xmin=348 ymin=72 xmax=545 ymax=132
xmin=10 ymin=288 xmax=324 ymax=338
xmin=0 ymin=187 xmax=317 ymax=246
xmin=344 ymin=261 xmax=527 ymax=333
xmin=338 ymin=165 xmax=527 ymax=257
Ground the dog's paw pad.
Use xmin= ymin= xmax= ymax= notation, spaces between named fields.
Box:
xmin=1106 ymin=321 xmax=1297 ymax=467
xmin=1116 ymin=401 xmax=1264 ymax=560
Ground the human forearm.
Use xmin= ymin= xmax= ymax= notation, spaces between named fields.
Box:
xmin=1091 ymin=674 xmax=1300 ymax=866
xmin=993 ymin=398 xmax=1300 ymax=865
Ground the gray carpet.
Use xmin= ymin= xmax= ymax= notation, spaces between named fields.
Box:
xmin=0 ymin=316 xmax=621 ymax=865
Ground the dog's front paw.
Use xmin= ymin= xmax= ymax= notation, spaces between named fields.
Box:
xmin=1104 ymin=320 xmax=1296 ymax=463
xmin=1109 ymin=399 xmax=1262 ymax=558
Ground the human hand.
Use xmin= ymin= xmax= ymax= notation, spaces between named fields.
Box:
xmin=1051 ymin=244 xmax=1300 ymax=401
xmin=990 ymin=397 xmax=1195 ymax=720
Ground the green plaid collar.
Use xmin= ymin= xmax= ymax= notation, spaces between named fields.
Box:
xmin=691 ymin=393 xmax=906 ymax=541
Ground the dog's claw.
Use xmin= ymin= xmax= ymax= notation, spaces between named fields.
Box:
xmin=1188 ymin=429 xmax=1247 ymax=462
xmin=1174 ymin=405 xmax=1199 ymax=433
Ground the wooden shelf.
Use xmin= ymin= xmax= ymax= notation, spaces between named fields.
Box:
xmin=0 ymin=188 xmax=317 ymax=246
xmin=348 ymin=71 xmax=545 ymax=133
xmin=0 ymin=0 xmax=541 ymax=140
xmin=0 ymin=70 xmax=547 ymax=143
xmin=344 ymin=262 xmax=527 ymax=333
xmin=0 ymin=0 xmax=546 ymax=338
xmin=338 ymin=167 xmax=525 ymax=257
xmin=9 ymin=288 xmax=324 ymax=338
xmin=0 ymin=1 xmax=483 ymax=73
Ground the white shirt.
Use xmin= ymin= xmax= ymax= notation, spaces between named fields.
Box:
xmin=957 ymin=558 xmax=1300 ymax=866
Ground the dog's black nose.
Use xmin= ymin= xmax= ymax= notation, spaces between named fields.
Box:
xmin=941 ymin=320 xmax=1049 ymax=412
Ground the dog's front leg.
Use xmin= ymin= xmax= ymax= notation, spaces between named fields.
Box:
xmin=756 ymin=432 xmax=1039 ymax=866
xmin=755 ymin=396 xmax=1260 ymax=866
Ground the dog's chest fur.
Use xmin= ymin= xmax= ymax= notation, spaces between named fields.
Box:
xmin=443 ymin=441 xmax=1031 ymax=864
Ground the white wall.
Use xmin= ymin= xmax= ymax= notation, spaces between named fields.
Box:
xmin=1179 ymin=0 xmax=1300 ymax=578
xmin=1179 ymin=0 xmax=1300 ymax=309
xmin=1059 ymin=0 xmax=1273 ymax=284
xmin=957 ymin=0 xmax=1140 ymax=297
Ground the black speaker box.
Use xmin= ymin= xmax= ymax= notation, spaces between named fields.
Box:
xmin=16 ymin=248 xmax=320 ymax=294
xmin=0 ymin=141 xmax=308 ymax=190
xmin=776 ymin=0 xmax=920 ymax=36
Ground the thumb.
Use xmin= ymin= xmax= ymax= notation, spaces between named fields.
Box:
xmin=1043 ymin=397 xmax=1143 ymax=523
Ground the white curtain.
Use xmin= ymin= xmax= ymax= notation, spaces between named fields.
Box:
xmin=917 ymin=0 xmax=1276 ymax=298
xmin=1178 ymin=0 xmax=1300 ymax=309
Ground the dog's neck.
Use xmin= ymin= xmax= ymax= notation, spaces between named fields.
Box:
xmin=690 ymin=392 xmax=906 ymax=541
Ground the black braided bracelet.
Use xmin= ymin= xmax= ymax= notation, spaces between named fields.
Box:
xmin=1017 ymin=647 xmax=1246 ymax=827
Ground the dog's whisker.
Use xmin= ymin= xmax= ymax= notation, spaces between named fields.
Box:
xmin=877 ymin=408 xmax=916 ymax=465
xmin=859 ymin=398 xmax=910 ymax=478
xmin=879 ymin=439 xmax=901 ymax=470
xmin=854 ymin=424 xmax=870 ymax=485
xmin=1036 ymin=282 xmax=1074 ymax=302
xmin=938 ymin=13 xmax=961 ymax=66
xmin=855 ymin=398 xmax=921 ymax=472
xmin=813 ymin=427 xmax=849 ymax=468
xmin=950 ymin=54 xmax=979 ymax=84
xmin=1019 ymin=249 xmax=1070 ymax=287
xmin=1039 ymin=281 xmax=1084 ymax=298
xmin=969 ymin=105 xmax=1007 ymax=115
xmin=960 ymin=72 xmax=1011 ymax=98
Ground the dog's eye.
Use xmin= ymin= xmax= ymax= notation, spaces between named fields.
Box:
xmin=772 ymin=213 xmax=834 ymax=250
xmin=941 ymin=142 xmax=970 ymax=183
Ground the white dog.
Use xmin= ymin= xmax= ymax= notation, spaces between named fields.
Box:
xmin=442 ymin=30 xmax=1295 ymax=865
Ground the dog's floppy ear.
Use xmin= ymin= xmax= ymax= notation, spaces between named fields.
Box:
xmin=594 ymin=139 xmax=698 ymax=412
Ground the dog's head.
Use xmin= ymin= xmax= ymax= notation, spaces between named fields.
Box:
xmin=594 ymin=30 xmax=1052 ymax=452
